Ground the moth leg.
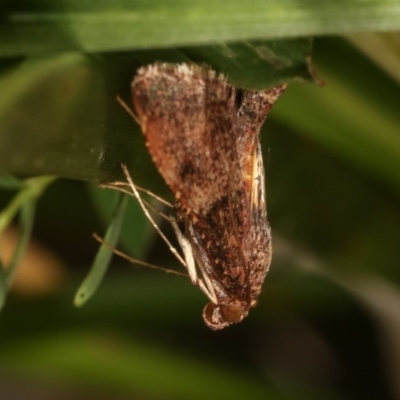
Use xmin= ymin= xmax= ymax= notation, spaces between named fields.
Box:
xmin=170 ymin=219 xmax=218 ymax=305
xmin=170 ymin=219 xmax=197 ymax=284
xmin=121 ymin=164 xmax=186 ymax=268
xmin=132 ymin=184 xmax=173 ymax=208
xmin=101 ymin=184 xmax=172 ymax=225
xmin=101 ymin=181 xmax=174 ymax=208
xmin=116 ymin=95 xmax=140 ymax=125
xmin=93 ymin=233 xmax=188 ymax=279
xmin=106 ymin=165 xmax=219 ymax=305
xmin=190 ymin=261 xmax=219 ymax=305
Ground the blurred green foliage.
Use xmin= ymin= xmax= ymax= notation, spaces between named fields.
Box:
xmin=0 ymin=2 xmax=400 ymax=400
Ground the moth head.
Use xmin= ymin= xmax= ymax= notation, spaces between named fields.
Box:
xmin=202 ymin=302 xmax=246 ymax=330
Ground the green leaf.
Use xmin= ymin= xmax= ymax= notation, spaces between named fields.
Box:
xmin=0 ymin=176 xmax=53 ymax=308
xmin=0 ymin=175 xmax=24 ymax=190
xmin=346 ymin=32 xmax=400 ymax=86
xmin=74 ymin=193 xmax=128 ymax=307
xmin=0 ymin=40 xmax=310 ymax=188
xmin=1 ymin=0 xmax=400 ymax=57
xmin=0 ymin=53 xmax=116 ymax=182
xmin=181 ymin=39 xmax=314 ymax=89
xmin=272 ymin=38 xmax=400 ymax=195
xmin=5 ymin=199 xmax=37 ymax=289
xmin=0 ymin=176 xmax=55 ymax=236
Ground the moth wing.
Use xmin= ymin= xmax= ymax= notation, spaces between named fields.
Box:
xmin=234 ymin=87 xmax=287 ymax=300
xmin=132 ymin=63 xmax=240 ymax=215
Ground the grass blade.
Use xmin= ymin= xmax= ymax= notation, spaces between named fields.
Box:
xmin=74 ymin=193 xmax=128 ymax=307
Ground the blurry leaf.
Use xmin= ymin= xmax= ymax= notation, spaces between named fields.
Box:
xmin=0 ymin=52 xmax=115 ymax=182
xmin=5 ymin=199 xmax=37 ymax=288
xmin=269 ymin=237 xmax=394 ymax=399
xmin=265 ymin=116 xmax=400 ymax=279
xmin=89 ymin=184 xmax=157 ymax=259
xmin=0 ymin=265 xmax=386 ymax=399
xmin=333 ymin=274 xmax=400 ymax=399
xmin=74 ymin=193 xmax=127 ymax=307
xmin=0 ymin=176 xmax=55 ymax=236
xmin=1 ymin=1 xmax=400 ymax=57
xmin=272 ymin=38 xmax=400 ymax=195
xmin=0 ymin=176 xmax=53 ymax=308
xmin=346 ymin=32 xmax=400 ymax=85
xmin=0 ymin=175 xmax=24 ymax=190
xmin=0 ymin=330 xmax=341 ymax=400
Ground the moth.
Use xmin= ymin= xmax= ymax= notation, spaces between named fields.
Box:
xmin=116 ymin=63 xmax=286 ymax=330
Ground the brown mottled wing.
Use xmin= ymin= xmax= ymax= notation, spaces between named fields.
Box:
xmin=236 ymin=86 xmax=287 ymax=302
xmin=132 ymin=63 xmax=286 ymax=308
xmin=132 ymin=64 xmax=240 ymax=216
xmin=181 ymin=86 xmax=288 ymax=306
xmin=132 ymin=63 xmax=251 ymax=305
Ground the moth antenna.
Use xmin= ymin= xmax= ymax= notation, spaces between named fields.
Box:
xmin=140 ymin=199 xmax=171 ymax=222
xmin=100 ymin=183 xmax=135 ymax=198
xmin=93 ymin=233 xmax=188 ymax=278
xmin=100 ymin=182 xmax=173 ymax=208
xmin=116 ymin=95 xmax=140 ymax=125
xmin=100 ymin=185 xmax=172 ymax=224
xmin=132 ymin=184 xmax=174 ymax=208
xmin=121 ymin=164 xmax=187 ymax=268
